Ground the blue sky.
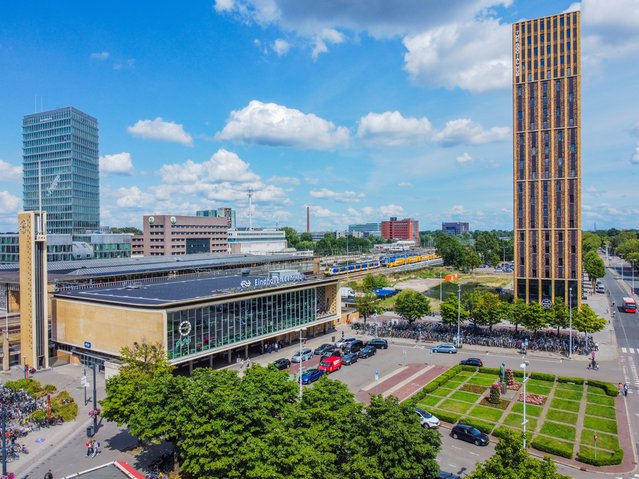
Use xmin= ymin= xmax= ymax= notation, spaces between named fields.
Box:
xmin=1 ymin=0 xmax=638 ymax=233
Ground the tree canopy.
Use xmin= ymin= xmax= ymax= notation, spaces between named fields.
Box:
xmin=394 ymin=290 xmax=432 ymax=324
xmin=583 ymin=250 xmax=605 ymax=288
xmin=355 ymin=292 xmax=381 ymax=324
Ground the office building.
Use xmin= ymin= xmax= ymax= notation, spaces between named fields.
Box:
xmin=197 ymin=208 xmax=237 ymax=229
xmin=23 ymin=107 xmax=100 ymax=237
xmin=512 ymin=11 xmax=581 ymax=305
xmin=143 ymin=214 xmax=228 ymax=256
xmin=348 ymin=223 xmax=381 ymax=237
xmin=381 ymin=217 xmax=419 ymax=242
xmin=442 ymin=222 xmax=470 ymax=236
xmin=227 ymin=228 xmax=287 ymax=254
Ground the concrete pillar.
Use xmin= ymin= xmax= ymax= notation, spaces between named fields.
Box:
xmin=227 ymin=350 xmax=232 ymax=364
xmin=188 ymin=360 xmax=193 ymax=374
xmin=209 ymin=355 xmax=213 ymax=368
xmin=244 ymin=344 xmax=248 ymax=359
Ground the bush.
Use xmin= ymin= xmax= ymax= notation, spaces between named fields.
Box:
xmin=43 ymin=384 xmax=58 ymax=394
xmin=4 ymin=378 xmax=44 ymax=396
xmin=557 ymin=376 xmax=585 ymax=385
xmin=478 ymin=367 xmax=500 ymax=375
xmin=51 ymin=390 xmax=78 ymax=422
xmin=531 ymin=436 xmax=574 ymax=459
xmin=586 ymin=380 xmax=619 ymax=397
xmin=432 ymin=409 xmax=460 ymax=424
xmin=460 ymin=365 xmax=479 ymax=372
xmin=461 ymin=417 xmax=494 ymax=434
xmin=577 ymin=447 xmax=623 ymax=466
xmin=493 ymin=426 xmax=532 ymax=442
xmin=529 ymin=372 xmax=555 ymax=382
xmin=30 ymin=409 xmax=47 ymax=422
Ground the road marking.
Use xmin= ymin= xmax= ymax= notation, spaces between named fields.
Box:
xmin=622 ymin=347 xmax=627 ymax=353
xmin=468 ymin=451 xmax=480 ymax=457
xmin=630 ymin=348 xmax=636 ymax=354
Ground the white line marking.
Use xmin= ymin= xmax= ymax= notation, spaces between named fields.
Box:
xmin=622 ymin=347 xmax=628 ymax=353
xmin=630 ymin=348 xmax=636 ymax=354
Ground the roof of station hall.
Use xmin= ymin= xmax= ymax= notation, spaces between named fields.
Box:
xmin=52 ymin=272 xmax=335 ymax=308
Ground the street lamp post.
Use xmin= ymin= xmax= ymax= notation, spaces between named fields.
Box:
xmin=521 ymin=361 xmax=529 ymax=448
xmin=456 ymin=283 xmax=461 ymax=347
xmin=297 ymin=328 xmax=307 ymax=401
xmin=568 ymin=287 xmax=573 ymax=360
xmin=632 ymin=259 xmax=636 ymax=295
xmin=439 ymin=272 xmax=442 ymax=303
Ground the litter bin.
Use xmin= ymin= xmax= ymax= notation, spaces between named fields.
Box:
xmin=332 ymin=336 xmax=335 ymax=343
xmin=87 ymin=425 xmax=94 ymax=437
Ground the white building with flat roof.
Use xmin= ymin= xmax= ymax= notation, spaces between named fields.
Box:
xmin=227 ymin=229 xmax=287 ymax=254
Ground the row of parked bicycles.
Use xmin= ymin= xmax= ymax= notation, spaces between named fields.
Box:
xmin=352 ymin=320 xmax=596 ymax=356
xmin=0 ymin=385 xmax=46 ymax=463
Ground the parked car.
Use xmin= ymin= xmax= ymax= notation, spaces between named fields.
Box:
xmin=451 ymin=423 xmax=489 ymax=446
xmin=344 ymin=339 xmax=364 ymax=354
xmin=300 ymin=368 xmax=325 ymax=384
xmin=358 ymin=345 xmax=377 ymax=359
xmin=272 ymin=358 xmax=291 ymax=370
xmin=322 ymin=349 xmax=342 ymax=359
xmin=459 ymin=358 xmax=483 ymax=367
xmin=367 ymin=338 xmax=389 ymax=350
xmin=342 ymin=351 xmax=358 ymax=365
xmin=318 ymin=355 xmax=342 ymax=374
xmin=432 ymin=344 xmax=457 ymax=354
xmin=291 ymin=348 xmax=313 ymax=363
xmin=415 ymin=408 xmax=440 ymax=429
xmin=314 ymin=343 xmax=338 ymax=356
xmin=335 ymin=337 xmax=357 ymax=348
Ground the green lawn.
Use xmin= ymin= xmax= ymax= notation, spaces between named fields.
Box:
xmin=587 ymin=385 xmax=607 ymax=396
xmin=554 ymin=388 xmax=584 ymax=401
xmin=431 ymin=387 xmax=454 ymax=397
xmin=467 ymin=405 xmax=505 ymax=423
xmin=526 ymin=383 xmax=552 ymax=395
xmin=449 ymin=391 xmax=481 ymax=403
xmin=531 ymin=436 xmax=574 ymax=459
xmin=540 ymin=421 xmax=576 ymax=441
xmin=583 ymin=416 xmax=617 ymax=434
xmin=555 ymin=382 xmax=584 ymax=392
xmin=502 ymin=413 xmax=538 ymax=431
xmin=419 ymin=395 xmax=443 ymax=407
xmin=466 ymin=375 xmax=499 ymax=387
xmin=580 ymin=429 xmax=620 ymax=451
xmin=546 ymin=409 xmax=579 ymax=425
xmin=586 ymin=392 xmax=616 ymax=407
xmin=550 ymin=398 xmax=581 ymax=412
xmin=455 ymin=371 xmax=475 ymax=378
xmin=439 ymin=399 xmax=474 ymax=415
xmin=585 ymin=403 xmax=617 ymax=420
xmin=511 ymin=402 xmax=543 ymax=417
xmin=444 ymin=379 xmax=465 ymax=389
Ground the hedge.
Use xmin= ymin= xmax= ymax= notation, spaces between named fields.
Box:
xmin=460 ymin=365 xmax=480 ymax=372
xmin=461 ymin=417 xmax=494 ymax=435
xmin=478 ymin=367 xmax=500 ymax=375
xmin=586 ymin=380 xmax=618 ymax=397
xmin=531 ymin=436 xmax=574 ymax=459
xmin=493 ymin=426 xmax=532 ymax=442
xmin=557 ymin=376 xmax=585 ymax=385
xmin=577 ymin=447 xmax=623 ymax=466
xmin=528 ymin=372 xmax=555 ymax=382
xmin=432 ymin=409 xmax=461 ymax=424
xmin=408 ymin=365 xmax=462 ymax=405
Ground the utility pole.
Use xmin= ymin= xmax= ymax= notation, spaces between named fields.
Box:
xmin=1 ymin=408 xmax=7 ymax=476
xmin=92 ymin=363 xmax=98 ymax=433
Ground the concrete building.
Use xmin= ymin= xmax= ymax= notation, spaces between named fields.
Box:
xmin=23 ymin=107 xmax=100 ymax=237
xmin=348 ymin=223 xmax=381 ymax=237
xmin=381 ymin=217 xmax=419 ymax=242
xmin=442 ymin=222 xmax=470 ymax=236
xmin=143 ymin=214 xmax=228 ymax=256
xmin=227 ymin=228 xmax=287 ymax=254
xmin=90 ymin=233 xmax=132 ymax=259
xmin=196 ymin=207 xmax=237 ymax=229
xmin=513 ymin=11 xmax=582 ymax=305
xmin=131 ymin=235 xmax=144 ymax=256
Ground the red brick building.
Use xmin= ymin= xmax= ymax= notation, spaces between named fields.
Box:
xmin=380 ymin=217 xmax=419 ymax=241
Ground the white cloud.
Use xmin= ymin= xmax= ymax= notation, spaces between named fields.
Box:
xmin=214 ymin=0 xmax=235 ymax=13
xmin=99 ymin=152 xmax=134 ymax=175
xmin=446 ymin=204 xmax=468 ymax=215
xmin=312 ymin=28 xmax=344 ymax=59
xmin=272 ymin=38 xmax=291 ymax=55
xmin=310 ymin=188 xmax=364 ymax=203
xmin=215 ymin=100 xmax=350 ymax=150
xmin=115 ymin=186 xmax=155 ymax=208
xmin=159 ymin=149 xmax=258 ymax=184
xmin=434 ymin=119 xmax=509 ymax=146
xmin=632 ymin=144 xmax=639 ymax=165
xmin=0 ymin=160 xmax=22 ymax=181
xmin=398 ymin=181 xmax=413 ymax=187
xmin=128 ymin=117 xmax=193 ymax=146
xmin=0 ymin=191 xmax=20 ymax=212
xmin=309 ymin=205 xmax=334 ymax=217
xmin=455 ymin=152 xmax=473 ymax=166
xmin=357 ymin=111 xmax=432 ymax=146
xmin=268 ymin=175 xmax=300 ymax=185
xmin=378 ymin=204 xmax=404 ymax=216
xmin=114 ymin=58 xmax=136 ymax=70
xmin=89 ymin=51 xmax=109 ymax=61
xmin=304 ymin=176 xmax=320 ymax=184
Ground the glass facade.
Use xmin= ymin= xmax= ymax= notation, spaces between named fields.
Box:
xmin=23 ymin=107 xmax=100 ymax=238
xmin=167 ymin=287 xmax=321 ymax=360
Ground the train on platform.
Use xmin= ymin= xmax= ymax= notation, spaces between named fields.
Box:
xmin=323 ymin=252 xmax=439 ymax=276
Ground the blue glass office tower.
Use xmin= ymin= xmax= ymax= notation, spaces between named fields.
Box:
xmin=23 ymin=107 xmax=100 ymax=237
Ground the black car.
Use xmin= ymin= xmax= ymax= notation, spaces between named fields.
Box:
xmin=451 ymin=423 xmax=489 ymax=446
xmin=358 ymin=345 xmax=377 ymax=359
xmin=314 ymin=343 xmax=338 ymax=356
xmin=459 ymin=358 xmax=483 ymax=367
xmin=367 ymin=338 xmax=388 ymax=350
xmin=272 ymin=358 xmax=291 ymax=370
xmin=322 ymin=349 xmax=342 ymax=359
xmin=342 ymin=352 xmax=358 ymax=365
xmin=344 ymin=339 xmax=364 ymax=354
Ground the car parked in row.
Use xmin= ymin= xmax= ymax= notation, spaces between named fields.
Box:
xmin=344 ymin=339 xmax=364 ymax=354
xmin=459 ymin=357 xmax=483 ymax=367
xmin=335 ymin=337 xmax=357 ymax=348
xmin=415 ymin=408 xmax=440 ymax=429
xmin=318 ymin=355 xmax=342 ymax=374
xmin=321 ymin=349 xmax=342 ymax=359
xmin=432 ymin=344 xmax=457 ymax=354
xmin=291 ymin=348 xmax=313 ymax=363
xmin=300 ymin=368 xmax=324 ymax=384
xmin=314 ymin=343 xmax=337 ymax=356
xmin=451 ymin=423 xmax=489 ymax=446
xmin=358 ymin=345 xmax=376 ymax=359
xmin=341 ymin=351 xmax=358 ymax=365
xmin=272 ymin=358 xmax=291 ymax=370
xmin=367 ymin=338 xmax=388 ymax=350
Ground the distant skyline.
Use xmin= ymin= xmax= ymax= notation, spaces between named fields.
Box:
xmin=1 ymin=0 xmax=638 ymax=233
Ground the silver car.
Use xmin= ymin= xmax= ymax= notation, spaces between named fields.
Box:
xmin=416 ymin=408 xmax=440 ymax=429
xmin=291 ymin=348 xmax=313 ymax=363
xmin=432 ymin=344 xmax=457 ymax=354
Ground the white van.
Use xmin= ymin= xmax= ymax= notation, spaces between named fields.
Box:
xmin=596 ymin=284 xmax=605 ymax=293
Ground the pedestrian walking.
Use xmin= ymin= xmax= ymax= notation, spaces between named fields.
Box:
xmin=591 ymin=350 xmax=596 ymax=361
xmin=619 ymin=382 xmax=623 ymax=394
xmin=44 ymin=469 xmax=53 ymax=479
xmin=86 ymin=440 xmax=92 ymax=457
xmin=624 ymin=383 xmax=629 ymax=397
xmin=274 ymin=341 xmax=279 ymax=352
xmin=92 ymin=441 xmax=100 ymax=457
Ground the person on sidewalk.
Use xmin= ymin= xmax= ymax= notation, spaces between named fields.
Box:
xmin=86 ymin=440 xmax=92 ymax=457
xmin=619 ymin=382 xmax=624 ymax=395
xmin=44 ymin=469 xmax=53 ymax=479
xmin=92 ymin=440 xmax=100 ymax=457
xmin=624 ymin=383 xmax=629 ymax=397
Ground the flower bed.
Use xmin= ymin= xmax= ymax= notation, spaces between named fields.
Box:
xmin=518 ymin=392 xmax=547 ymax=405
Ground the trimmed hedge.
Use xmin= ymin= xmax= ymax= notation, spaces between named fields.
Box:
xmin=461 ymin=417 xmax=494 ymax=435
xmin=577 ymin=447 xmax=623 ymax=466
xmin=408 ymin=365 xmax=462 ymax=405
xmin=460 ymin=365 xmax=480 ymax=372
xmin=531 ymin=436 xmax=574 ymax=459
xmin=431 ymin=409 xmax=460 ymax=424
xmin=529 ymin=371 xmax=555 ymax=382
xmin=478 ymin=367 xmax=500 ymax=375
xmin=557 ymin=376 xmax=585 ymax=385
xmin=493 ymin=426 xmax=532 ymax=443
xmin=586 ymin=380 xmax=618 ymax=397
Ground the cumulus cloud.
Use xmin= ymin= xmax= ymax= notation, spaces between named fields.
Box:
xmin=0 ymin=160 xmax=22 ymax=181
xmin=128 ymin=117 xmax=193 ymax=146
xmin=309 ymin=205 xmax=334 ymax=217
xmin=0 ymin=191 xmax=20 ymax=212
xmin=310 ymin=188 xmax=365 ymax=203
xmin=268 ymin=175 xmax=300 ymax=185
xmin=100 ymin=152 xmax=134 ymax=175
xmin=159 ymin=149 xmax=258 ymax=184
xmin=434 ymin=119 xmax=509 ymax=146
xmin=273 ymin=38 xmax=291 ymax=55
xmin=632 ymin=144 xmax=639 ymax=165
xmin=312 ymin=28 xmax=344 ymax=59
xmin=455 ymin=152 xmax=473 ymax=166
xmin=89 ymin=51 xmax=110 ymax=61
xmin=215 ymin=100 xmax=350 ymax=149
xmin=115 ymin=186 xmax=155 ymax=208
xmin=379 ymin=204 xmax=404 ymax=216
xmin=398 ymin=181 xmax=413 ymax=187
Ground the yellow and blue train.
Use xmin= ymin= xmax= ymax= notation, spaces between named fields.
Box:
xmin=323 ymin=253 xmax=439 ymax=276
xmin=323 ymin=260 xmax=380 ymax=276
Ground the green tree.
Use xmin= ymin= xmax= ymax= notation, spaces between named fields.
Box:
xmin=474 ymin=231 xmax=502 ymax=267
xmin=362 ymin=273 xmax=389 ymax=292
xmin=573 ymin=304 xmax=607 ymax=336
xmin=583 ymin=250 xmax=605 ymax=290
xmin=101 ymin=342 xmax=173 ymax=427
xmin=435 ymin=235 xmax=466 ymax=269
xmin=394 ymin=290 xmax=431 ymax=324
xmin=521 ymin=301 xmax=550 ymax=332
xmin=355 ymin=292 xmax=381 ymax=324
xmin=472 ymin=291 xmax=507 ymax=331
xmin=548 ymin=297 xmax=569 ymax=335
xmin=461 ymin=245 xmax=482 ymax=273
xmin=468 ymin=429 xmax=569 ymax=479
xmin=509 ymin=299 xmax=527 ymax=332
xmin=299 ymin=232 xmax=313 ymax=242
xmin=295 ymin=241 xmax=315 ymax=251
xmin=280 ymin=226 xmax=299 ymax=248
xmin=582 ymin=232 xmax=602 ymax=254
xmin=440 ymin=290 xmax=469 ymax=326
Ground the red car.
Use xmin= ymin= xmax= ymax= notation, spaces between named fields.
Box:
xmin=318 ymin=355 xmax=342 ymax=374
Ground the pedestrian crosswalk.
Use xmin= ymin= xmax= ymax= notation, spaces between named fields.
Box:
xmin=621 ymin=347 xmax=638 ymax=354
xmin=620 ymin=355 xmax=639 ymax=394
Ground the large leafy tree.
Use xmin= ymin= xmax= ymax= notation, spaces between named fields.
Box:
xmin=472 ymin=291 xmax=507 ymax=331
xmin=355 ymin=292 xmax=381 ymax=324
xmin=468 ymin=429 xmax=569 ymax=479
xmin=573 ymin=304 xmax=607 ymax=336
xmin=521 ymin=301 xmax=550 ymax=332
xmin=435 ymin=234 xmax=466 ymax=269
xmin=461 ymin=245 xmax=482 ymax=273
xmin=583 ymin=250 xmax=605 ymax=290
xmin=548 ymin=297 xmax=570 ymax=335
xmin=280 ymin=226 xmax=299 ymax=248
xmin=582 ymin=232 xmax=602 ymax=254
xmin=394 ymin=290 xmax=431 ymax=324
xmin=362 ymin=273 xmax=389 ymax=292
xmin=474 ymin=231 xmax=502 ymax=267
xmin=440 ymin=290 xmax=469 ymax=327
xmin=509 ymin=299 xmax=527 ymax=332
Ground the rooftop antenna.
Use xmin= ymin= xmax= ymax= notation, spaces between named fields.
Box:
xmin=247 ymin=188 xmax=254 ymax=231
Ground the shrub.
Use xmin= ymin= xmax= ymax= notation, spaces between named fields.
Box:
xmin=460 ymin=365 xmax=479 ymax=372
xmin=478 ymin=367 xmax=500 ymax=375
xmin=493 ymin=426 xmax=532 ymax=442
xmin=529 ymin=371 xmax=555 ymax=382
xmin=4 ymin=378 xmax=44 ymax=396
xmin=461 ymin=417 xmax=494 ymax=434
xmin=488 ymin=383 xmax=501 ymax=404
xmin=30 ymin=409 xmax=47 ymax=422
xmin=51 ymin=390 xmax=78 ymax=422
xmin=577 ymin=447 xmax=623 ymax=466
xmin=557 ymin=376 xmax=585 ymax=385
xmin=531 ymin=436 xmax=574 ymax=459
xmin=586 ymin=380 xmax=619 ymax=397
xmin=432 ymin=409 xmax=460 ymax=424
xmin=43 ymin=384 xmax=58 ymax=394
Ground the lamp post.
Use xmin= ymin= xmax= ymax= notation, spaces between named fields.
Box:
xmin=456 ymin=283 xmax=461 ymax=347
xmin=568 ymin=287 xmax=573 ymax=360
xmin=2 ymin=407 xmax=7 ymax=476
xmin=297 ymin=327 xmax=307 ymax=401
xmin=632 ymin=259 xmax=636 ymax=295
xmin=439 ymin=272 xmax=443 ymax=303
xmin=521 ymin=361 xmax=529 ymax=448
